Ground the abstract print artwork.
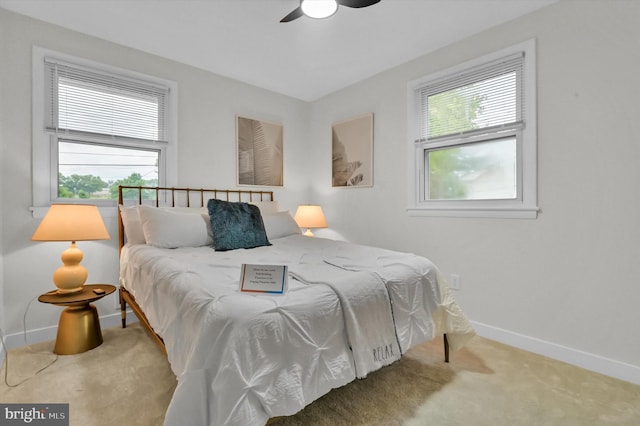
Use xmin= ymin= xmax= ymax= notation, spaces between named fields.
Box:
xmin=332 ymin=113 xmax=373 ymax=187
xmin=237 ymin=116 xmax=283 ymax=186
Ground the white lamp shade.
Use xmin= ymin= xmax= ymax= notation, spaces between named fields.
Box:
xmin=293 ymin=205 xmax=328 ymax=229
xmin=32 ymin=204 xmax=110 ymax=242
xmin=32 ymin=204 xmax=109 ymax=293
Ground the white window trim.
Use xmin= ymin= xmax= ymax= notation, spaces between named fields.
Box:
xmin=31 ymin=46 xmax=178 ymax=218
xmin=406 ymin=39 xmax=538 ymax=219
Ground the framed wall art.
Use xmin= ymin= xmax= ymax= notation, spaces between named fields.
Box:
xmin=332 ymin=113 xmax=373 ymax=187
xmin=237 ymin=116 xmax=283 ymax=187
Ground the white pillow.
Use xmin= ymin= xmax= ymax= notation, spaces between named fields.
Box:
xmin=170 ymin=206 xmax=209 ymax=215
xmin=138 ymin=205 xmax=213 ymax=248
xmin=262 ymin=211 xmax=302 ymax=240
xmin=119 ymin=205 xmax=146 ymax=245
xmin=119 ymin=205 xmax=209 ymax=245
xmin=250 ymin=201 xmax=280 ymax=215
xmin=166 ymin=207 xmax=213 ymax=241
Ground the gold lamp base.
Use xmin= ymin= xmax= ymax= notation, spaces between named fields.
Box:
xmin=54 ymin=304 xmax=103 ymax=355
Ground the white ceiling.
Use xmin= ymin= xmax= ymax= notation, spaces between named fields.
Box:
xmin=0 ymin=0 xmax=556 ymax=101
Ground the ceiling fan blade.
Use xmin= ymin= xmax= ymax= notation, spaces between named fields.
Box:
xmin=280 ymin=6 xmax=304 ymax=22
xmin=337 ymin=0 xmax=381 ymax=8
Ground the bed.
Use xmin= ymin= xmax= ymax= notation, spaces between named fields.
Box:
xmin=117 ymin=186 xmax=475 ymax=426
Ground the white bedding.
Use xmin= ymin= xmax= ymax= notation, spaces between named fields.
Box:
xmin=289 ymin=263 xmax=401 ymax=378
xmin=119 ymin=234 xmax=475 ymax=426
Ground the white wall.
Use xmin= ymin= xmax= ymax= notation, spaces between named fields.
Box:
xmin=2 ymin=1 xmax=639 ymax=385
xmin=0 ymin=8 xmax=310 ymax=342
xmin=308 ymin=0 xmax=640 ymax=383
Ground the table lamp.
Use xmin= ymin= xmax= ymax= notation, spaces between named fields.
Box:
xmin=293 ymin=205 xmax=328 ymax=237
xmin=32 ymin=204 xmax=110 ymax=293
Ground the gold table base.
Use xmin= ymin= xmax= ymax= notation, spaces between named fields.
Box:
xmin=38 ymin=284 xmax=116 ymax=355
xmin=54 ymin=303 xmax=103 ymax=355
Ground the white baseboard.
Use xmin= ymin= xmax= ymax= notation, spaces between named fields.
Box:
xmin=0 ymin=311 xmax=138 ymax=363
xmin=471 ymin=321 xmax=640 ymax=386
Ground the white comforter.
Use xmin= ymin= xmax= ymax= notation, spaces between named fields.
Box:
xmin=119 ymin=235 xmax=474 ymax=426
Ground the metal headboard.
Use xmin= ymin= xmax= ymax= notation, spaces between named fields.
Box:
xmin=117 ymin=185 xmax=275 ymax=251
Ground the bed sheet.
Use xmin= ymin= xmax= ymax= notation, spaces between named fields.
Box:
xmin=119 ymin=234 xmax=474 ymax=425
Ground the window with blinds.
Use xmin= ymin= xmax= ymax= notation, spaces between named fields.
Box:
xmin=416 ymin=53 xmax=524 ymax=143
xmin=407 ymin=40 xmax=538 ymax=218
xmin=45 ymin=58 xmax=168 ymax=142
xmin=35 ymin=52 xmax=174 ymax=203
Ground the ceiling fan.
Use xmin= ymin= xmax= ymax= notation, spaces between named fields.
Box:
xmin=280 ymin=0 xmax=381 ymax=23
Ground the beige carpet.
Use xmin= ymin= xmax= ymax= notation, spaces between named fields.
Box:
xmin=2 ymin=323 xmax=639 ymax=425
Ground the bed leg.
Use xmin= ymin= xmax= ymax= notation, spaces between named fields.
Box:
xmin=444 ymin=333 xmax=450 ymax=363
xmin=120 ymin=289 xmax=127 ymax=328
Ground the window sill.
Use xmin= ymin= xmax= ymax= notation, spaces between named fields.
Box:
xmin=406 ymin=206 xmax=539 ymax=219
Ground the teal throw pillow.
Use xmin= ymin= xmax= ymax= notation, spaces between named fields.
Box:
xmin=207 ymin=199 xmax=271 ymax=251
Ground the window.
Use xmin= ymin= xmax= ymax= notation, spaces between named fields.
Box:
xmin=407 ymin=40 xmax=538 ymax=218
xmin=32 ymin=47 xmax=177 ymax=215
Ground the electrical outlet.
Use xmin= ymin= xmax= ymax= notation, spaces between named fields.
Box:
xmin=450 ymin=274 xmax=461 ymax=290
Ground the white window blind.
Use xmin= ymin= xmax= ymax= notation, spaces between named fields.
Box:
xmin=416 ymin=52 xmax=524 ymax=142
xmin=45 ymin=58 xmax=169 ymax=143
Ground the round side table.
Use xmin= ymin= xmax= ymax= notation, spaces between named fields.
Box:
xmin=38 ymin=284 xmax=116 ymax=355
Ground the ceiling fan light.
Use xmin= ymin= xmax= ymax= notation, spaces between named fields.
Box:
xmin=301 ymin=0 xmax=338 ymax=19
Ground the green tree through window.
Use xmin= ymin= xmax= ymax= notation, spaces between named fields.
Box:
xmin=58 ymin=173 xmax=108 ymax=198
xmin=109 ymin=173 xmax=158 ymax=200
xmin=427 ymin=88 xmax=485 ymax=199
xmin=57 ymin=172 xmax=157 ymax=200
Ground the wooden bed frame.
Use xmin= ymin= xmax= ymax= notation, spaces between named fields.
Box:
xmin=117 ymin=185 xmax=450 ymax=364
